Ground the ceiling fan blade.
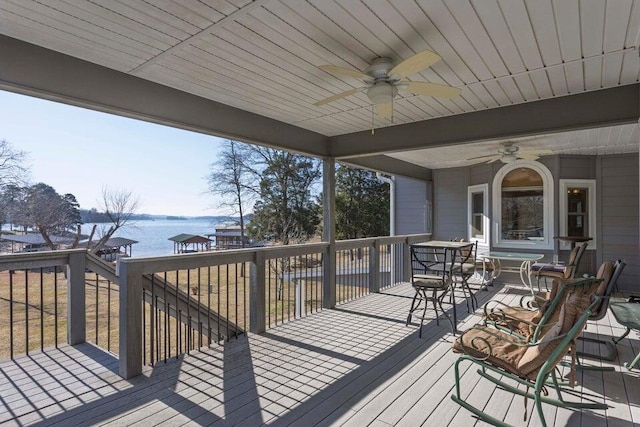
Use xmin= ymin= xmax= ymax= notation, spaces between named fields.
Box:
xmin=313 ymin=88 xmax=363 ymax=106
xmin=486 ymin=157 xmax=501 ymax=164
xmin=405 ymin=81 xmax=461 ymax=99
xmin=375 ymin=102 xmax=393 ymax=120
xmin=319 ymin=64 xmax=370 ymax=80
xmin=466 ymin=154 xmax=498 ymax=161
xmin=517 ymin=153 xmax=541 ymax=160
xmin=388 ymin=50 xmax=441 ymax=79
xmin=520 ymin=149 xmax=554 ymax=155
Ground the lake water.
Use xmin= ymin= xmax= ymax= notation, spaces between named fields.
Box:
xmin=82 ymin=218 xmax=224 ymax=258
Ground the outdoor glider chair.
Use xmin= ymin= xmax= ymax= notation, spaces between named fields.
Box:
xmin=451 ymin=290 xmax=607 ymax=427
xmin=482 ymin=276 xmax=603 ymax=343
xmin=406 ymin=244 xmax=455 ymax=337
xmin=529 ymin=241 xmax=588 ymax=292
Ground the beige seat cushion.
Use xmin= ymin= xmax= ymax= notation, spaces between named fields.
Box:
xmin=452 ymin=326 xmax=529 ymax=377
xmin=412 ymin=274 xmax=450 ymax=289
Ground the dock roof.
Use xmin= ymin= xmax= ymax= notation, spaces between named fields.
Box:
xmin=168 ymin=234 xmax=211 ymax=244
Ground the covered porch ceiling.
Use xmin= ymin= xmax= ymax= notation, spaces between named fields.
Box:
xmin=1 ymin=0 xmax=639 ymax=179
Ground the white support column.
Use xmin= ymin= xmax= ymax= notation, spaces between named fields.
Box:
xmin=323 ymin=158 xmax=336 ymax=308
xmin=67 ymin=251 xmax=86 ymax=345
xmin=250 ymin=252 xmax=266 ymax=333
xmin=369 ymin=239 xmax=380 ymax=293
xmin=118 ymin=260 xmax=143 ymax=379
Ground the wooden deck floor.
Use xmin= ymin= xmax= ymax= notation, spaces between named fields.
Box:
xmin=1 ymin=282 xmax=639 ymax=426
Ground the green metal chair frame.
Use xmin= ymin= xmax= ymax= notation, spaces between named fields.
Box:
xmin=451 ymin=297 xmax=606 ymax=427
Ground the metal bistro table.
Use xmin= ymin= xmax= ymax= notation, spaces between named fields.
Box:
xmin=481 ymin=251 xmax=544 ymax=293
xmin=410 ymin=240 xmax=475 ymax=331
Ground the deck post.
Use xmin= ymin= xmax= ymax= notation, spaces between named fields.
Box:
xmin=250 ymin=252 xmax=266 ymax=333
xmin=67 ymin=251 xmax=86 ymax=345
xmin=118 ymin=260 xmax=143 ymax=379
xmin=322 ymin=158 xmax=336 ymax=308
xmin=403 ymin=239 xmax=412 ymax=282
xmin=369 ymin=239 xmax=380 ymax=293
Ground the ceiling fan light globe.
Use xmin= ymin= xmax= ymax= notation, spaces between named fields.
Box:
xmin=367 ymin=83 xmax=398 ymax=105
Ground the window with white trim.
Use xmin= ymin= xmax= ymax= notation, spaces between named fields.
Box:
xmin=492 ymin=160 xmax=554 ymax=250
xmin=467 ymin=184 xmax=489 ymax=246
xmin=559 ymin=179 xmax=596 ymax=250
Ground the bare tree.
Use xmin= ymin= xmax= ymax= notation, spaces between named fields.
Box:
xmin=89 ymin=187 xmax=139 ymax=253
xmin=0 ymin=140 xmax=29 ymax=229
xmin=207 ymin=140 xmax=255 ymax=248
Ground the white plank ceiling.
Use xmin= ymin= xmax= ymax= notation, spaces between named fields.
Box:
xmin=387 ymin=123 xmax=640 ymax=169
xmin=1 ymin=0 xmax=639 ymax=141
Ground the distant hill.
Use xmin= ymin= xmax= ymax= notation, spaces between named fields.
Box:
xmin=80 ymin=209 xmax=237 ymax=224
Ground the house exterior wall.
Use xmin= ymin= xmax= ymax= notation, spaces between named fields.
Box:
xmin=410 ymin=154 xmax=638 ymax=292
xmin=394 ymin=176 xmax=430 ymax=235
xmin=432 ymin=168 xmax=467 ymax=241
xmin=598 ymin=155 xmax=639 ymax=291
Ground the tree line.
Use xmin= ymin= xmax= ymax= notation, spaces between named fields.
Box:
xmin=207 ymin=140 xmax=390 ymax=247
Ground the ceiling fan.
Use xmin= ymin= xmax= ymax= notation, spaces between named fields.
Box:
xmin=313 ymin=50 xmax=461 ymax=123
xmin=466 ymin=142 xmax=553 ymax=164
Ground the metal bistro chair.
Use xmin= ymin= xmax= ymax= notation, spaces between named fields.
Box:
xmin=576 ymin=259 xmax=626 ymax=363
xmin=406 ymin=244 xmax=455 ymax=337
xmin=451 ymin=241 xmax=478 ymax=313
xmin=529 ymin=241 xmax=588 ymax=292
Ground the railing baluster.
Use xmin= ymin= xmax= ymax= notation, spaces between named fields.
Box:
xmin=163 ymin=272 xmax=168 ymax=362
xmin=229 ymin=264 xmax=231 ymax=342
xmin=150 ymin=274 xmax=155 ymax=365
xmin=40 ymin=268 xmax=44 ymax=352
xmin=197 ymin=267 xmax=202 ymax=347
xmin=234 ymin=263 xmax=238 ymax=339
xmin=175 ymin=270 xmax=180 ymax=359
xmin=107 ymin=278 xmax=111 ymax=352
xmin=95 ymin=273 xmax=99 ymax=345
xmin=217 ymin=265 xmax=221 ymax=343
xmin=9 ymin=271 xmax=14 ymax=359
xmin=54 ymin=266 xmax=58 ymax=348
xmin=207 ymin=266 xmax=211 ymax=346
xmin=25 ymin=270 xmax=28 ymax=356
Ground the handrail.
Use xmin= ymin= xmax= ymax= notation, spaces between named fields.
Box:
xmin=0 ymin=248 xmax=85 ymax=270
xmin=119 ymin=234 xmax=431 ymax=275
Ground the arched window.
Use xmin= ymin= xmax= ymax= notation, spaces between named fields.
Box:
xmin=492 ymin=160 xmax=554 ymax=250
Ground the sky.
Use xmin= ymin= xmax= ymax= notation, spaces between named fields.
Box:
xmin=0 ymin=90 xmax=228 ymax=216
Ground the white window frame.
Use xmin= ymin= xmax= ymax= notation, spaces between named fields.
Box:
xmin=467 ymin=183 xmax=489 ymax=247
xmin=559 ymin=179 xmax=597 ymax=250
xmin=492 ymin=160 xmax=555 ymax=250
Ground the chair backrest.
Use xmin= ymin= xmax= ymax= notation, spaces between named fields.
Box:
xmin=410 ymin=245 xmax=454 ymax=279
xmin=530 ymin=276 xmax=603 ymax=341
xmin=518 ymin=290 xmax=599 ymax=380
xmin=590 ymin=259 xmax=626 ymax=320
xmin=566 ymin=241 xmax=588 ymax=278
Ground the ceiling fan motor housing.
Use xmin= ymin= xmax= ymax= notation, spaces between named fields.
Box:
xmin=365 ymin=57 xmax=394 ymax=79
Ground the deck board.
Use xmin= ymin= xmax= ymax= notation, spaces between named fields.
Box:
xmin=0 ymin=282 xmax=638 ymax=426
